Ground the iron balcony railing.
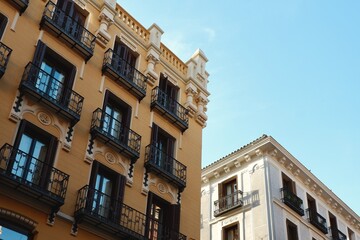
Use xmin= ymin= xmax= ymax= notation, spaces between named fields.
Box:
xmin=0 ymin=143 xmax=69 ymax=204
xmin=214 ymin=190 xmax=243 ymax=216
xmin=0 ymin=42 xmax=12 ymax=78
xmin=40 ymin=1 xmax=96 ymax=61
xmin=281 ymin=188 xmax=305 ymax=216
xmin=144 ymin=144 xmax=186 ymax=189
xmin=19 ymin=62 xmax=84 ymax=124
xmin=150 ymin=87 xmax=189 ymax=132
xmin=147 ymin=217 xmax=187 ymax=240
xmin=102 ymin=49 xmax=147 ymax=100
xmin=75 ymin=185 xmax=146 ymax=239
xmin=90 ymin=108 xmax=141 ymax=160
xmin=331 ymin=228 xmax=347 ymax=240
xmin=8 ymin=0 xmax=29 ymax=14
xmin=307 ymin=208 xmax=328 ymax=234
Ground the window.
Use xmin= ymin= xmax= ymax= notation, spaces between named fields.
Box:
xmin=307 ymin=194 xmax=316 ymax=212
xmin=32 ymin=40 xmax=76 ymax=103
xmin=329 ymin=212 xmax=338 ymax=239
xmin=0 ymin=220 xmax=32 ymax=240
xmin=10 ymin=120 xmax=58 ymax=186
xmin=54 ymin=0 xmax=86 ymax=41
xmin=286 ymin=219 xmax=299 ymax=240
xmin=218 ymin=177 xmax=239 ymax=210
xmin=102 ymin=90 xmax=132 ymax=141
xmin=223 ymin=224 xmax=239 ymax=240
xmin=150 ymin=124 xmax=175 ymax=171
xmin=282 ymin=173 xmax=296 ymax=194
xmin=0 ymin=13 xmax=7 ymax=39
xmin=88 ymin=161 xmax=126 ymax=219
xmin=112 ymin=40 xmax=137 ymax=71
xmin=146 ymin=192 xmax=180 ymax=239
xmin=158 ymin=74 xmax=179 ymax=113
xmin=348 ymin=228 xmax=355 ymax=240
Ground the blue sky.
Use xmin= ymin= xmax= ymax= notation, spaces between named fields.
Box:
xmin=118 ymin=1 xmax=360 ymax=215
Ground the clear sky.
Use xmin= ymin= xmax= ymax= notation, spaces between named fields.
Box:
xmin=118 ymin=1 xmax=360 ymax=215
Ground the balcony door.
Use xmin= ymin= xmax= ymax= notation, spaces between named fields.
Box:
xmin=55 ymin=0 xmax=85 ymax=41
xmin=159 ymin=75 xmax=179 ymax=114
xmin=112 ymin=41 xmax=137 ymax=79
xmin=32 ymin=41 xmax=76 ymax=105
xmin=11 ymin=120 xmax=57 ymax=186
xmin=89 ymin=161 xmax=126 ymax=221
xmin=102 ymin=91 xmax=131 ymax=143
xmin=224 ymin=179 xmax=237 ymax=208
xmin=146 ymin=192 xmax=180 ymax=240
xmin=151 ymin=124 xmax=175 ymax=173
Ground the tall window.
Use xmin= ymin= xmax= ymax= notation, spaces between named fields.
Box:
xmin=54 ymin=0 xmax=86 ymax=41
xmin=32 ymin=41 xmax=76 ymax=103
xmin=102 ymin=91 xmax=132 ymax=141
xmin=348 ymin=228 xmax=355 ymax=240
xmin=88 ymin=161 xmax=126 ymax=220
xmin=223 ymin=224 xmax=239 ymax=240
xmin=158 ymin=74 xmax=179 ymax=113
xmin=218 ymin=177 xmax=238 ymax=209
xmin=307 ymin=194 xmax=316 ymax=213
xmin=146 ymin=192 xmax=180 ymax=240
xmin=0 ymin=13 xmax=7 ymax=39
xmin=112 ymin=40 xmax=137 ymax=77
xmin=282 ymin=173 xmax=296 ymax=194
xmin=150 ymin=124 xmax=175 ymax=172
xmin=11 ymin=120 xmax=58 ymax=186
xmin=286 ymin=219 xmax=299 ymax=240
xmin=329 ymin=212 xmax=339 ymax=239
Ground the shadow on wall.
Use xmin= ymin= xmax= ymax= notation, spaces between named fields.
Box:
xmin=242 ymin=190 xmax=260 ymax=211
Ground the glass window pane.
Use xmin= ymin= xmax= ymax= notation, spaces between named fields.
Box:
xmin=0 ymin=225 xmax=29 ymax=240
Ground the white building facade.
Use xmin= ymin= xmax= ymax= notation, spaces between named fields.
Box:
xmin=201 ymin=135 xmax=360 ymax=240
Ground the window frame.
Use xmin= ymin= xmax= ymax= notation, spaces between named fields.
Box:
xmin=286 ymin=219 xmax=299 ymax=240
xmin=10 ymin=120 xmax=58 ymax=188
xmin=0 ymin=12 xmax=8 ymax=39
xmin=223 ymin=223 xmax=239 ymax=240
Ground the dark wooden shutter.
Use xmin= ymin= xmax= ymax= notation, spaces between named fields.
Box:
xmin=89 ymin=160 xmax=99 ymax=189
xmin=32 ymin=40 xmax=47 ymax=66
xmin=169 ymin=204 xmax=180 ymax=232
xmin=151 ymin=124 xmax=159 ymax=144
xmin=0 ymin=14 xmax=8 ymax=39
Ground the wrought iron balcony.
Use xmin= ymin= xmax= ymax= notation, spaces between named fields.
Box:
xmin=0 ymin=42 xmax=12 ymax=78
xmin=144 ymin=144 xmax=186 ymax=190
xmin=90 ymin=108 xmax=141 ymax=161
xmin=7 ymin=0 xmax=29 ymax=14
xmin=102 ymin=49 xmax=147 ymax=100
xmin=281 ymin=188 xmax=305 ymax=216
xmin=150 ymin=87 xmax=189 ymax=132
xmin=214 ymin=190 xmax=243 ymax=217
xmin=19 ymin=62 xmax=84 ymax=125
xmin=0 ymin=143 xmax=69 ymax=208
xmin=331 ymin=228 xmax=347 ymax=240
xmin=147 ymin=217 xmax=187 ymax=240
xmin=40 ymin=1 xmax=96 ymax=61
xmin=74 ymin=185 xmax=146 ymax=240
xmin=307 ymin=208 xmax=328 ymax=234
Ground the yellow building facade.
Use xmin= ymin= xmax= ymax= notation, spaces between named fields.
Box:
xmin=0 ymin=0 xmax=210 ymax=239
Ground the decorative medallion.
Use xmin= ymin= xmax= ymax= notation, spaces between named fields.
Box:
xmin=157 ymin=183 xmax=167 ymax=194
xmin=38 ymin=112 xmax=51 ymax=125
xmin=105 ymin=152 xmax=116 ymax=164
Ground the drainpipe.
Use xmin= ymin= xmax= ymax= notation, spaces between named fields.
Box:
xmin=264 ymin=155 xmax=275 ymax=240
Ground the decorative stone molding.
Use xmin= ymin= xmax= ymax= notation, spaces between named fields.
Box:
xmin=213 ymin=171 xmax=220 ymax=178
xmin=37 ymin=111 xmax=51 ymax=125
xmin=73 ymin=0 xmax=86 ymax=9
xmin=195 ymin=92 xmax=208 ymax=127
xmin=202 ymin=176 xmax=209 ymax=183
xmin=244 ymin=155 xmax=251 ymax=162
xmin=270 ymin=149 xmax=278 ymax=157
xmin=145 ymin=52 xmax=159 ymax=86
xmin=286 ymin=163 xmax=294 ymax=171
xmin=105 ymin=152 xmax=116 ymax=164
xmin=157 ymin=183 xmax=167 ymax=194
xmin=224 ymin=166 xmax=230 ymax=173
xmin=316 ymin=189 xmax=322 ymax=196
xmin=255 ymin=149 xmax=263 ymax=156
xmin=234 ymin=160 xmax=241 ymax=168
xmin=293 ymin=169 xmax=300 ymax=177
xmin=311 ymin=184 xmax=317 ymax=191
xmin=184 ymin=83 xmax=198 ymax=118
xmin=96 ymin=12 xmax=113 ymax=48
xmin=304 ymin=178 xmax=311 ymax=186
xmin=279 ymin=157 xmax=286 ymax=165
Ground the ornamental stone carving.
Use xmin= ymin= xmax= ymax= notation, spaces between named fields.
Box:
xmin=105 ymin=152 xmax=116 ymax=164
xmin=37 ymin=111 xmax=51 ymax=125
